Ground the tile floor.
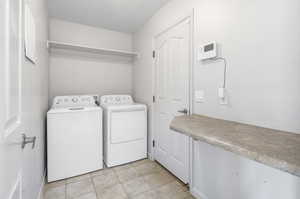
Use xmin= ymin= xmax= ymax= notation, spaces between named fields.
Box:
xmin=44 ymin=159 xmax=196 ymax=199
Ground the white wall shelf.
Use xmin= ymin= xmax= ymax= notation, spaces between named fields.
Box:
xmin=47 ymin=40 xmax=139 ymax=58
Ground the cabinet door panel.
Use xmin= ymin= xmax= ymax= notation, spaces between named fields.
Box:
xmin=190 ymin=140 xmax=300 ymax=199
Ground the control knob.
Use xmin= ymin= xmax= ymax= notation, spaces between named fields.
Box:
xmin=72 ymin=97 xmax=78 ymax=103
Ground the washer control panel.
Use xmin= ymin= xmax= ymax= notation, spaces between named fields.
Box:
xmin=52 ymin=95 xmax=98 ymax=108
xmin=100 ymin=95 xmax=133 ymax=105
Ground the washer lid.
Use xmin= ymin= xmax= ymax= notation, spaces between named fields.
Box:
xmin=48 ymin=106 xmax=102 ymax=114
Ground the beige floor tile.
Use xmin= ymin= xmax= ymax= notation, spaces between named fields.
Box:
xmin=134 ymin=162 xmax=161 ymax=176
xmin=44 ymin=184 xmax=65 ymax=199
xmin=66 ymin=179 xmax=94 ymax=198
xmin=66 ymin=173 xmax=91 ymax=184
xmin=112 ymin=164 xmax=132 ymax=172
xmin=122 ymin=176 xmax=150 ymax=197
xmin=71 ymin=192 xmax=97 ymax=199
xmin=115 ymin=167 xmax=139 ymax=183
xmin=92 ymin=170 xmax=119 ymax=189
xmin=156 ymin=181 xmax=190 ymax=199
xmin=159 ymin=169 xmax=178 ymax=181
xmin=155 ymin=163 xmax=170 ymax=173
xmin=183 ymin=194 xmax=197 ymax=199
xmin=174 ymin=180 xmax=189 ymax=190
xmin=130 ymin=190 xmax=160 ymax=199
xmin=45 ymin=179 xmax=66 ymax=190
xmin=157 ymin=181 xmax=187 ymax=193
xmin=96 ymin=183 xmax=128 ymax=199
xmin=44 ymin=161 xmax=194 ymax=199
xmin=168 ymin=191 xmax=191 ymax=199
xmin=130 ymin=159 xmax=152 ymax=167
xmin=90 ymin=168 xmax=111 ymax=177
xmin=44 ymin=160 xmax=195 ymax=199
xmin=143 ymin=172 xmax=175 ymax=189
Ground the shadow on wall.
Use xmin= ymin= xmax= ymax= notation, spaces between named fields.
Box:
xmin=50 ymin=48 xmax=134 ymax=64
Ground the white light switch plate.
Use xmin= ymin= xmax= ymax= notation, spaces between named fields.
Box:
xmin=195 ymin=90 xmax=205 ymax=103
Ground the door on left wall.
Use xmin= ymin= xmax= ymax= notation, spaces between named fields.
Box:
xmin=0 ymin=1 xmax=41 ymax=199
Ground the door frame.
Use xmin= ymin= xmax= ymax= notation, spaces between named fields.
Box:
xmin=150 ymin=10 xmax=195 ymax=163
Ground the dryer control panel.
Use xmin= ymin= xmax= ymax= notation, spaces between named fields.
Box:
xmin=52 ymin=95 xmax=98 ymax=108
xmin=100 ymin=95 xmax=133 ymax=105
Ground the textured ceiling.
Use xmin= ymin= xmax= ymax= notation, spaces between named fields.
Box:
xmin=48 ymin=0 xmax=170 ymax=33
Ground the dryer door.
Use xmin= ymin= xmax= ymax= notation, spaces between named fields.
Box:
xmin=110 ymin=108 xmax=147 ymax=144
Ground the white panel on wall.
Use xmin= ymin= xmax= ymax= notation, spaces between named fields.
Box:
xmin=24 ymin=4 xmax=36 ymax=63
xmin=157 ymin=42 xmax=168 ymax=100
xmin=3 ymin=0 xmax=22 ymax=139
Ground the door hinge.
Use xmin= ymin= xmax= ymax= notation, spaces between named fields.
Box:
xmin=152 ymin=50 xmax=155 ymax=58
xmin=152 ymin=140 xmax=155 ymax=147
xmin=153 ymin=96 xmax=156 ymax=103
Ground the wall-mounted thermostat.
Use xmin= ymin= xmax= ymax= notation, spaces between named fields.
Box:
xmin=198 ymin=42 xmax=217 ymax=60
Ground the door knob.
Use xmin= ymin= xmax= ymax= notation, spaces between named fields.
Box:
xmin=21 ymin=134 xmax=36 ymax=149
xmin=178 ymin=108 xmax=188 ymax=114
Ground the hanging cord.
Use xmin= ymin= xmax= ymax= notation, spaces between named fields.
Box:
xmin=212 ymin=57 xmax=227 ymax=88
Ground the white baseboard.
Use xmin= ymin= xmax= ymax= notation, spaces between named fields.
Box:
xmin=190 ymin=188 xmax=208 ymax=199
xmin=37 ymin=170 xmax=46 ymax=199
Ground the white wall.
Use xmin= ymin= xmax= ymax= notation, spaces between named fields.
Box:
xmin=132 ymin=0 xmax=300 ymax=150
xmin=49 ymin=19 xmax=133 ymax=102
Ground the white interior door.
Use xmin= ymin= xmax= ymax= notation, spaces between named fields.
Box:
xmin=0 ymin=1 xmax=37 ymax=199
xmin=154 ymin=18 xmax=191 ymax=183
xmin=0 ymin=0 xmax=23 ymax=198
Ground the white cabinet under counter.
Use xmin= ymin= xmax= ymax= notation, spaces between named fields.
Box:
xmin=170 ymin=114 xmax=300 ymax=199
xmin=190 ymin=139 xmax=300 ymax=199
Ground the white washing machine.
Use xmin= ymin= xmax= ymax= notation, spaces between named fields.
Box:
xmin=100 ymin=95 xmax=147 ymax=167
xmin=47 ymin=95 xmax=103 ymax=182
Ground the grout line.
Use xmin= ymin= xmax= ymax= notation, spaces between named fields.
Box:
xmin=65 ymin=159 xmax=164 ymax=199
xmin=119 ymin=180 xmax=130 ymax=199
xmin=113 ymin=161 xmax=152 ymax=199
xmin=91 ymin=175 xmax=100 ymax=199
xmin=51 ymin=159 xmax=189 ymax=199
xmin=65 ymin=181 xmax=67 ymax=199
xmin=111 ymin=166 xmax=130 ymax=199
xmin=65 ymin=175 xmax=96 ymax=199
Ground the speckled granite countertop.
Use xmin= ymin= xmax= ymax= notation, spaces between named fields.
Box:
xmin=170 ymin=114 xmax=300 ymax=177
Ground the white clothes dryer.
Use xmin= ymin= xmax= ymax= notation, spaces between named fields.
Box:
xmin=100 ymin=95 xmax=147 ymax=167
